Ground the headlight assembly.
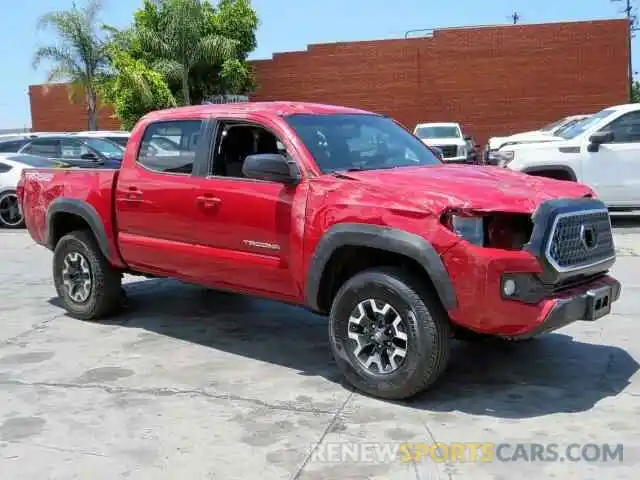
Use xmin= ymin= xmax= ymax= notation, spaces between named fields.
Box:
xmin=442 ymin=213 xmax=484 ymax=246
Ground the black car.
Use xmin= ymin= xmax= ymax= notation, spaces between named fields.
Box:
xmin=0 ymin=135 xmax=124 ymax=169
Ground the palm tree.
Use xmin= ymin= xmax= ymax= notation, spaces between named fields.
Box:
xmin=136 ymin=0 xmax=238 ymax=105
xmin=32 ymin=0 xmax=108 ymax=130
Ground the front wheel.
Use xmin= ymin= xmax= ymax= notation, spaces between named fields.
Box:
xmin=328 ymin=268 xmax=451 ymax=400
xmin=53 ymin=230 xmax=123 ymax=320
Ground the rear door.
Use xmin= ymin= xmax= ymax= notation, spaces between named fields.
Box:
xmin=582 ymin=111 xmax=640 ymax=206
xmin=115 ymin=118 xmax=212 ymax=279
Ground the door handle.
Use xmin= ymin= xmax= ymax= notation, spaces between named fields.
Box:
xmin=125 ymin=186 xmax=142 ymax=201
xmin=196 ymin=194 xmax=221 ymax=209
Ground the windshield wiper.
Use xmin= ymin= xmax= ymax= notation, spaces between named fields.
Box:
xmin=328 ymin=168 xmax=364 ymax=179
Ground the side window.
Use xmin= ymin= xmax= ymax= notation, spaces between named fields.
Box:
xmin=212 ymin=123 xmax=285 ymax=178
xmin=137 ymin=120 xmax=202 ymax=174
xmin=602 ymin=111 xmax=640 ymax=143
xmin=23 ymin=139 xmax=60 ymax=157
xmin=0 ymin=162 xmax=11 ymax=173
xmin=60 ymin=139 xmax=92 ymax=159
xmin=0 ymin=140 xmax=27 ymax=153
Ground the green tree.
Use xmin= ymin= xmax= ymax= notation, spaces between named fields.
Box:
xmin=33 ymin=0 xmax=109 ymax=130
xmin=134 ymin=0 xmax=240 ymax=105
xmin=126 ymin=0 xmax=258 ymax=105
xmin=632 ymin=80 xmax=640 ymax=103
xmin=99 ymin=48 xmax=176 ymax=130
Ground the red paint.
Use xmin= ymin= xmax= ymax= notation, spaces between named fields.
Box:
xmin=20 ymin=102 xmax=614 ymax=337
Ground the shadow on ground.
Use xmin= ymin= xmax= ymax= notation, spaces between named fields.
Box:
xmin=610 ymin=213 xmax=640 ymax=230
xmin=50 ymin=278 xmax=638 ymax=419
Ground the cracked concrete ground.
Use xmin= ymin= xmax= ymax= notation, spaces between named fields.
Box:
xmin=0 ymin=215 xmax=639 ymax=479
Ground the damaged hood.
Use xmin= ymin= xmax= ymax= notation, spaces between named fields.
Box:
xmin=337 ymin=164 xmax=594 ymax=214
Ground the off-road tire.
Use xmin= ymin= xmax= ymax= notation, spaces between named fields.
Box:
xmin=328 ymin=267 xmax=451 ymax=400
xmin=53 ymin=230 xmax=122 ymax=320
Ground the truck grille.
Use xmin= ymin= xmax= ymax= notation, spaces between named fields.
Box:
xmin=435 ymin=145 xmax=458 ymax=158
xmin=545 ymin=209 xmax=615 ymax=272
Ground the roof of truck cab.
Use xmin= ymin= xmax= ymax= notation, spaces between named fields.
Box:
xmin=142 ymin=101 xmax=376 ymax=121
xmin=414 ymin=122 xmax=461 ymax=128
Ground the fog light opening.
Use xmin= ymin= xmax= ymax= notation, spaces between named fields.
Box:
xmin=503 ymin=279 xmax=517 ymax=297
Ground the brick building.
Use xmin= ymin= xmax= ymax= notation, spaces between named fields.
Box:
xmin=29 ymin=19 xmax=630 ymax=145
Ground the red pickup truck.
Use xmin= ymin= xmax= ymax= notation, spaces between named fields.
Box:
xmin=18 ymin=102 xmax=620 ymax=400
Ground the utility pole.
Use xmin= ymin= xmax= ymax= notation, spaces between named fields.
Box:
xmin=612 ymin=0 xmax=637 ymax=100
xmin=510 ymin=11 xmax=521 ymax=24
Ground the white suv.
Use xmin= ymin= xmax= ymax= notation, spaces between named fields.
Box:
xmin=485 ymin=114 xmax=591 ymax=164
xmin=496 ymin=104 xmax=640 ymax=210
xmin=413 ymin=122 xmax=469 ymax=163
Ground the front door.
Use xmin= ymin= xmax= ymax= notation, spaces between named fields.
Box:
xmin=582 ymin=111 xmax=640 ymax=207
xmin=115 ymin=118 xmax=208 ymax=279
xmin=193 ymin=121 xmax=302 ymax=299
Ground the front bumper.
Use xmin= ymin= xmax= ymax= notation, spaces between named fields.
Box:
xmin=441 ymin=242 xmax=621 ymax=338
xmin=508 ymin=276 xmax=621 ymax=339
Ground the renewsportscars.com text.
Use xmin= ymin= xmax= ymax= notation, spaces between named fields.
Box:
xmin=309 ymin=442 xmax=624 ymax=464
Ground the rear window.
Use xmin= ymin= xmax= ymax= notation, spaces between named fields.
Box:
xmin=137 ymin=120 xmax=202 ymax=174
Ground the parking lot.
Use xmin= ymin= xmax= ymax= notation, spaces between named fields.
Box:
xmin=0 ymin=217 xmax=639 ymax=479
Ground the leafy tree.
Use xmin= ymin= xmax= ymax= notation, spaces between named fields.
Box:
xmin=632 ymin=80 xmax=640 ymax=103
xmin=99 ymin=48 xmax=176 ymax=130
xmin=134 ymin=0 xmax=240 ymax=105
xmin=33 ymin=0 xmax=109 ymax=130
xmin=125 ymin=0 xmax=257 ymax=105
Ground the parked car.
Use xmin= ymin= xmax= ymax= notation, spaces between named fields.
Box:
xmin=0 ymin=153 xmax=69 ymax=228
xmin=71 ymin=130 xmax=130 ymax=148
xmin=18 ymin=102 xmax=620 ymax=400
xmin=1 ymin=135 xmax=124 ymax=168
xmin=72 ymin=130 xmax=182 ymax=154
xmin=413 ymin=122 xmax=470 ymax=163
xmin=463 ymin=135 xmax=481 ymax=164
xmin=495 ymin=103 xmax=640 ymax=210
xmin=485 ymin=114 xmax=591 ymax=164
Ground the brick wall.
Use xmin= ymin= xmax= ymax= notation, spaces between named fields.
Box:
xmin=29 ymin=19 xmax=629 ymax=145
xmin=29 ymin=84 xmax=121 ymax=132
xmin=251 ymin=19 xmax=629 ymax=146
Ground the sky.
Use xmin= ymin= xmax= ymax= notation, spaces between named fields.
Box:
xmin=0 ymin=0 xmax=635 ymax=129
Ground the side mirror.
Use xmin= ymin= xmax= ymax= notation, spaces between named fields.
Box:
xmin=80 ymin=152 xmax=99 ymax=160
xmin=587 ymin=131 xmax=613 ymax=152
xmin=430 ymin=146 xmax=443 ymax=160
xmin=464 ymin=136 xmax=472 ymax=141
xmin=242 ymin=153 xmax=300 ymax=184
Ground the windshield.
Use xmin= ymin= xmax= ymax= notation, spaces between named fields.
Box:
xmin=286 ymin=114 xmax=442 ymax=173
xmin=554 ymin=117 xmax=589 ymax=136
xmin=84 ymin=138 xmax=124 ymax=158
xmin=106 ymin=136 xmax=129 ymax=148
xmin=557 ymin=109 xmax=616 ymax=140
xmin=414 ymin=125 xmax=461 ymax=139
xmin=540 ymin=117 xmax=567 ymax=132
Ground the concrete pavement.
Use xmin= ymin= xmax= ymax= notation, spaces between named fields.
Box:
xmin=0 ymin=219 xmax=639 ymax=479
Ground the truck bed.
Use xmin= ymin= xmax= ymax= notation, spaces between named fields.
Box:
xmin=18 ymin=168 xmax=122 ymax=265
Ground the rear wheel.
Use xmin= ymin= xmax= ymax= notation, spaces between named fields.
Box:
xmin=328 ymin=267 xmax=451 ymax=400
xmin=53 ymin=230 xmax=122 ymax=320
xmin=0 ymin=191 xmax=24 ymax=228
